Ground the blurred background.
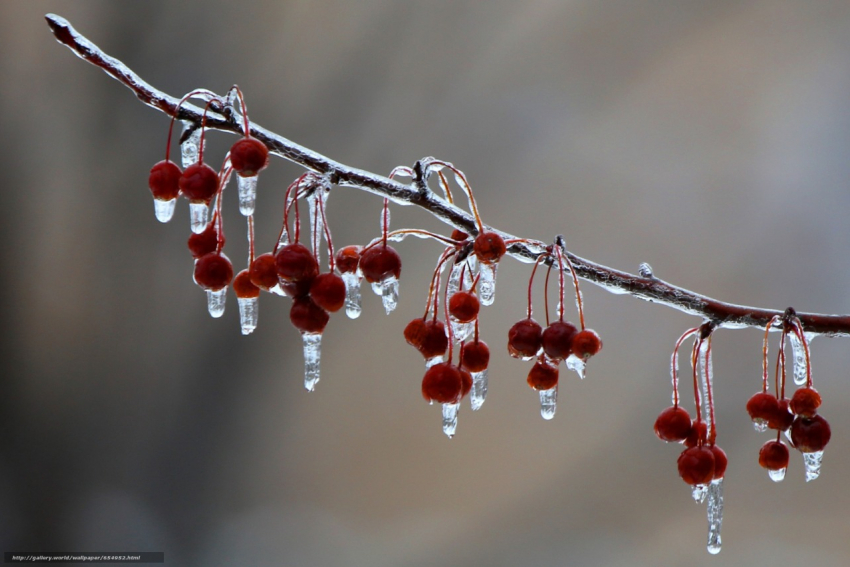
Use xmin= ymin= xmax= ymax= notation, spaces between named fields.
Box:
xmin=2 ymin=1 xmax=850 ymax=565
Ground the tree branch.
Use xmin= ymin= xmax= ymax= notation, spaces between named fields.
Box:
xmin=45 ymin=13 xmax=850 ymax=337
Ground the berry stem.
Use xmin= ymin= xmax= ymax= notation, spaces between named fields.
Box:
xmin=436 ymin=171 xmax=454 ymax=204
xmin=554 ymin=245 xmax=567 ymax=322
xmin=248 ymin=215 xmax=255 ymax=264
xmin=230 ymin=85 xmax=251 ymax=138
xmin=790 ymin=318 xmax=813 ymax=388
xmin=691 ymin=336 xmax=704 ymax=428
xmin=428 ymin=161 xmax=484 ymax=233
xmin=318 ymin=197 xmax=334 ymax=272
xmin=526 ymin=252 xmax=548 ymax=321
xmin=556 ymin=236 xmax=585 ymax=330
xmin=424 ymin=248 xmax=456 ymax=320
xmin=704 ymin=336 xmax=717 ymax=445
xmin=382 ymin=198 xmax=389 ymax=246
xmin=671 ymin=327 xmax=699 ymax=408
xmin=382 ymin=228 xmax=460 ymax=247
xmin=761 ymin=315 xmax=781 ymax=393
xmin=164 ymin=89 xmax=217 ymax=161
xmin=543 ymin=261 xmax=553 ymax=327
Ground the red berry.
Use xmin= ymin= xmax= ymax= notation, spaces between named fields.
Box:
xmin=684 ymin=421 xmax=708 ymax=448
xmin=527 ymin=359 xmax=559 ymax=391
xmin=233 ymin=269 xmax=260 ymax=299
xmin=187 ymin=222 xmax=220 ymax=259
xmin=310 ymin=272 xmax=346 ymax=313
xmin=404 ymin=318 xmax=428 ymax=349
xmin=678 ymin=446 xmax=716 ymax=485
xmin=451 ymin=229 xmax=469 ymax=241
xmin=359 ymin=244 xmax=401 ymax=283
xmin=653 ymin=406 xmax=693 ymax=443
xmin=710 ymin=445 xmax=728 ymax=479
xmin=148 ymin=160 xmax=181 ymax=201
xmin=280 ymin=278 xmax=313 ymax=299
xmin=449 ymin=291 xmax=480 ymax=323
xmin=419 ymin=320 xmax=449 ymax=358
xmin=507 ymin=318 xmax=543 ymax=359
xmin=335 ymin=245 xmax=362 ymax=274
xmin=249 ymin=253 xmax=279 ymax=290
xmin=572 ymin=329 xmax=602 ymax=359
xmin=768 ymin=398 xmax=794 ymax=431
xmin=460 ymin=340 xmax=490 ymax=373
xmin=179 ymin=162 xmax=219 ymax=203
xmin=758 ymin=440 xmax=790 ymax=471
xmin=421 ymin=362 xmax=463 ymax=404
xmin=746 ymin=392 xmax=779 ymax=424
xmin=790 ymin=415 xmax=831 ymax=452
xmin=275 ymin=243 xmax=318 ymax=282
xmin=790 ymin=387 xmax=822 ymax=418
xmin=230 ymin=137 xmax=269 ymax=177
xmin=541 ymin=320 xmax=578 ymax=360
xmin=289 ymin=296 xmax=329 ymax=333
xmin=473 ymin=231 xmax=506 ymax=264
xmin=194 ymin=252 xmax=234 ymax=291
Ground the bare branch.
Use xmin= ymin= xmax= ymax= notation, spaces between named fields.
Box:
xmin=45 ymin=13 xmax=850 ymax=337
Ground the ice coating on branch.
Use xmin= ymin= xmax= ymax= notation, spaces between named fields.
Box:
xmin=442 ymin=402 xmax=460 ymax=438
xmin=478 ymin=262 xmax=497 ymax=306
xmin=539 ymin=386 xmax=557 ymax=420
xmin=691 ymin=483 xmax=708 ymax=504
xmin=180 ymin=121 xmax=202 ymax=168
xmin=237 ymin=296 xmax=258 ymax=335
xmin=768 ymin=467 xmax=786 ymax=482
xmin=788 ymin=332 xmax=809 ymax=387
xmin=206 ymin=288 xmax=227 ymax=318
xmin=189 ymin=202 xmax=209 ymax=234
xmin=302 ymin=332 xmax=322 ymax=391
xmin=470 ymin=370 xmax=488 ymax=411
xmin=706 ymin=478 xmax=724 ymax=554
xmin=565 ymin=354 xmax=586 ymax=380
xmin=698 ymin=340 xmax=714 ymax=439
xmin=381 ymin=276 xmax=399 ymax=314
xmin=638 ymin=262 xmax=653 ymax=278
xmin=237 ymin=174 xmax=258 ymax=216
xmin=803 ymin=450 xmax=823 ymax=482
xmin=153 ymin=197 xmax=176 ymax=223
xmin=341 ymin=271 xmax=362 ymax=319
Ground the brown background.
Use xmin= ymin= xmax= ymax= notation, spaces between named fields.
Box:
xmin=2 ymin=1 xmax=850 ymax=565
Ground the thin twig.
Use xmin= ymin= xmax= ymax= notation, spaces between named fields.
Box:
xmin=45 ymin=13 xmax=850 ymax=336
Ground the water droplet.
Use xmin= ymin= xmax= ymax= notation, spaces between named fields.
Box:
xmin=189 ymin=202 xmax=209 ymax=234
xmin=206 ymin=287 xmax=227 ymax=318
xmin=478 ymin=262 xmax=498 ymax=306
xmin=470 ymin=370 xmax=488 ymax=411
xmin=788 ymin=332 xmax=809 ymax=386
xmin=539 ymin=386 xmax=557 ymax=420
xmin=706 ymin=478 xmax=724 ymax=555
xmin=302 ymin=332 xmax=322 ymax=391
xmin=768 ymin=467 xmax=786 ymax=482
xmin=341 ymin=272 xmax=362 ymax=319
xmin=237 ymin=174 xmax=258 ymax=216
xmin=237 ymin=296 xmax=258 ymax=335
xmin=442 ymin=402 xmax=460 ymax=438
xmin=753 ymin=419 xmax=768 ymax=433
xmin=381 ymin=276 xmax=399 ymax=314
xmin=565 ymin=354 xmax=586 ymax=379
xmin=180 ymin=122 xmax=202 ymax=168
xmin=803 ymin=450 xmax=823 ymax=482
xmin=691 ymin=483 xmax=708 ymax=504
xmin=153 ymin=197 xmax=177 ymax=223
xmin=638 ymin=262 xmax=654 ymax=278
xmin=425 ymin=355 xmax=443 ymax=369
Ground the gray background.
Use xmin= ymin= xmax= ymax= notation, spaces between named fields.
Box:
xmin=2 ymin=1 xmax=850 ymax=565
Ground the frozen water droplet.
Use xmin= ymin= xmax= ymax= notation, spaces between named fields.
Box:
xmin=803 ymin=450 xmax=823 ymax=482
xmin=341 ymin=272 xmax=362 ymax=319
xmin=189 ymin=202 xmax=209 ymax=234
xmin=180 ymin=122 xmax=202 ymax=168
xmin=381 ymin=276 xmax=399 ymax=314
xmin=237 ymin=296 xmax=258 ymax=335
xmin=539 ymin=387 xmax=557 ymax=420
xmin=478 ymin=262 xmax=498 ymax=306
xmin=449 ymin=316 xmax=474 ymax=344
xmin=691 ymin=483 xmax=708 ymax=504
xmin=470 ymin=370 xmax=488 ymax=411
xmin=425 ymin=355 xmax=443 ymax=369
xmin=706 ymin=478 xmax=723 ymax=555
xmin=153 ymin=197 xmax=176 ymax=223
xmin=237 ymin=174 xmax=258 ymax=216
xmin=753 ymin=418 xmax=768 ymax=433
xmin=768 ymin=467 xmax=786 ymax=482
xmin=206 ymin=287 xmax=227 ymax=318
xmin=565 ymin=354 xmax=586 ymax=379
xmin=788 ymin=332 xmax=809 ymax=386
xmin=302 ymin=332 xmax=322 ymax=391
xmin=371 ymin=281 xmax=382 ymax=296
xmin=638 ymin=262 xmax=653 ymax=278
xmin=442 ymin=402 xmax=459 ymax=438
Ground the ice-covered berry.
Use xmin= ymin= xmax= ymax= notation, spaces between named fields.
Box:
xmin=289 ymin=296 xmax=329 ymax=334
xmin=194 ymin=252 xmax=234 ymax=291
xmin=654 ymin=406 xmax=693 ymax=443
xmin=179 ymin=162 xmax=219 ymax=203
xmin=359 ymin=244 xmax=401 ymax=283
xmin=507 ymin=318 xmax=543 ymax=359
xmin=230 ymin=137 xmax=269 ymax=177
xmin=677 ymin=446 xmax=716 ymax=485
xmin=449 ymin=291 xmax=480 ymax=323
xmin=527 ymin=359 xmax=559 ymax=391
xmin=149 ymin=160 xmax=181 ymax=201
xmin=275 ymin=243 xmax=318 ymax=282
xmin=310 ymin=272 xmax=346 ymax=313
xmin=421 ymin=362 xmax=463 ymax=404
xmin=541 ymin=320 xmax=578 ymax=361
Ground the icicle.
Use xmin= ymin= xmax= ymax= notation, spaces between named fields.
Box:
xmin=371 ymin=281 xmax=382 ymax=296
xmin=478 ymin=262 xmax=498 ymax=306
xmin=539 ymin=386 xmax=557 ymax=420
xmin=381 ymin=276 xmax=399 ymax=314
xmin=237 ymin=174 xmax=258 ymax=216
xmin=691 ymin=483 xmax=709 ymax=504
xmin=768 ymin=467 xmax=786 ymax=482
xmin=442 ymin=402 xmax=460 ymax=438
xmin=425 ymin=355 xmax=443 ymax=369
xmin=447 ymin=260 xmax=464 ymax=298
xmin=788 ymin=332 xmax=809 ymax=387
xmin=180 ymin=121 xmax=202 ymax=168
xmin=449 ymin=317 xmax=474 ymax=344
xmin=306 ymin=185 xmax=330 ymax=268
xmin=189 ymin=202 xmax=209 ymax=234
xmin=237 ymin=296 xmax=258 ymax=335
xmin=698 ymin=339 xmax=713 ymax=440
xmin=341 ymin=271 xmax=362 ymax=319
xmin=706 ymin=478 xmax=724 ymax=555
xmin=470 ymin=370 xmax=488 ymax=411
xmin=565 ymin=354 xmax=586 ymax=380
xmin=206 ymin=288 xmax=227 ymax=318
xmin=803 ymin=451 xmax=824 ymax=482
xmin=752 ymin=419 xmax=768 ymax=433
xmin=302 ymin=332 xmax=322 ymax=391
xmin=153 ymin=198 xmax=176 ymax=223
